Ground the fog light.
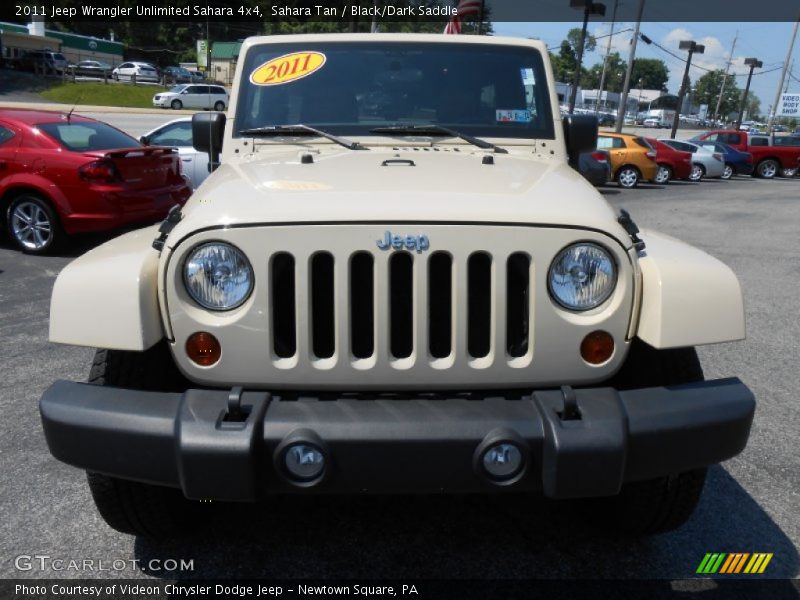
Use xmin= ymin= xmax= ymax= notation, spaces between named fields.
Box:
xmin=185 ymin=332 xmax=221 ymax=366
xmin=482 ymin=443 xmax=523 ymax=480
xmin=284 ymin=443 xmax=326 ymax=481
xmin=580 ymin=330 xmax=614 ymax=365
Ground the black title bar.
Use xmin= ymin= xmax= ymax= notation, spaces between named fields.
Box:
xmin=2 ymin=0 xmax=800 ymax=23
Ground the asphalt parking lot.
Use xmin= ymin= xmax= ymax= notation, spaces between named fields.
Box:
xmin=1 ymin=154 xmax=798 ymax=583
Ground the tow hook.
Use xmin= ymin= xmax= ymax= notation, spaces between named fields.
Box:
xmin=222 ymin=386 xmax=249 ymax=424
xmin=559 ymin=385 xmax=582 ymax=421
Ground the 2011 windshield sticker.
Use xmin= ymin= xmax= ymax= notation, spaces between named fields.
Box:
xmin=250 ymin=51 xmax=326 ymax=86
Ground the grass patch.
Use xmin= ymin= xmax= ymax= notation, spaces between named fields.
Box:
xmin=39 ymin=81 xmax=167 ymax=108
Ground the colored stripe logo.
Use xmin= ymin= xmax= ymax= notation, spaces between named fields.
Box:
xmin=696 ymin=553 xmax=773 ymax=574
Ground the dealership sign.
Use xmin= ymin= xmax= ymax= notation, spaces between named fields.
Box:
xmin=197 ymin=40 xmax=208 ymax=68
xmin=777 ymin=93 xmax=800 ymax=116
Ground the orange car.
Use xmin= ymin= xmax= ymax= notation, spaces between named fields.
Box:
xmin=597 ymin=132 xmax=658 ymax=188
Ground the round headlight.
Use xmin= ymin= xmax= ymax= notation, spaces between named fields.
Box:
xmin=548 ymin=243 xmax=617 ymax=311
xmin=183 ymin=242 xmax=253 ymax=310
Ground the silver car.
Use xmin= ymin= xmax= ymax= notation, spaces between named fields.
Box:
xmin=658 ymin=139 xmax=725 ymax=181
xmin=140 ymin=117 xmax=210 ymax=190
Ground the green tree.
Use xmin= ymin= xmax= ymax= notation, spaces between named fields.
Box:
xmin=630 ymin=58 xmax=669 ymax=91
xmin=550 ymin=28 xmax=595 ymax=85
xmin=694 ymin=70 xmax=741 ymax=120
xmin=744 ymin=95 xmax=762 ymax=120
xmin=583 ymin=51 xmax=626 ymax=92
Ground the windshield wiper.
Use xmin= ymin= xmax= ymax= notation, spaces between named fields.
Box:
xmin=369 ymin=124 xmax=507 ymax=154
xmin=238 ymin=124 xmax=366 ymax=150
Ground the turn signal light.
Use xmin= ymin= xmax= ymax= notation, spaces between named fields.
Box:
xmin=580 ymin=330 xmax=614 ymax=365
xmin=186 ymin=332 xmax=221 ymax=366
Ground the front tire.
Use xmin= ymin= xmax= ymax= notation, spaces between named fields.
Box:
xmin=689 ymin=163 xmax=705 ymax=182
xmin=86 ymin=343 xmax=193 ymax=538
xmin=213 ymin=100 xmax=225 ymax=111
xmin=616 ymin=166 xmax=640 ymax=188
xmin=590 ymin=340 xmax=707 ymax=535
xmin=6 ymin=194 xmax=61 ymax=254
xmin=171 ymin=99 xmax=182 ymax=110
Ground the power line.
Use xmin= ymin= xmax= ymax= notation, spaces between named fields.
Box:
xmin=644 ymin=34 xmax=784 ymax=77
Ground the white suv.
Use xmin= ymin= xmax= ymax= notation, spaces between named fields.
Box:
xmin=41 ymin=34 xmax=754 ymax=540
xmin=153 ymin=84 xmax=228 ymax=111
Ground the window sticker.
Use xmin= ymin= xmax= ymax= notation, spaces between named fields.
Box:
xmin=250 ymin=51 xmax=326 ymax=86
xmin=496 ymin=109 xmax=532 ymax=123
xmin=520 ymin=68 xmax=536 ymax=86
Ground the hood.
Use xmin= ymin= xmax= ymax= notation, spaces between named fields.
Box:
xmin=166 ymin=146 xmax=630 ymax=247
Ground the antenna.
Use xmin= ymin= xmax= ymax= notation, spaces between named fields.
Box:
xmin=66 ymin=93 xmax=83 ymax=123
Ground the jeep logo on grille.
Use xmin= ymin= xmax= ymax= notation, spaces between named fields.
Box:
xmin=376 ymin=231 xmax=430 ymax=253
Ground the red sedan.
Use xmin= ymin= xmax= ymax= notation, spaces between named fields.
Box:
xmin=0 ymin=109 xmax=191 ymax=253
xmin=647 ymin=138 xmax=693 ymax=184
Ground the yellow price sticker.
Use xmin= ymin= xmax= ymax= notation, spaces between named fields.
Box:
xmin=250 ymin=51 xmax=326 ymax=86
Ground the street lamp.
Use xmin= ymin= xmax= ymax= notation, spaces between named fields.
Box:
xmin=670 ymin=40 xmax=705 ymax=138
xmin=568 ymin=0 xmax=606 ymax=115
xmin=736 ymin=57 xmax=763 ymax=130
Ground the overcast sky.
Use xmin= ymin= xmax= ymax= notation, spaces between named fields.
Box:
xmin=494 ymin=21 xmax=799 ymax=112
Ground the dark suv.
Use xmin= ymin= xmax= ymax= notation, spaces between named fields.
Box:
xmin=20 ymin=50 xmax=68 ymax=74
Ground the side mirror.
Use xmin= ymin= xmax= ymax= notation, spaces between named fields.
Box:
xmin=139 ymin=135 xmax=149 ymax=145
xmin=192 ymin=112 xmax=225 ymax=170
xmin=563 ymin=114 xmax=598 ymax=168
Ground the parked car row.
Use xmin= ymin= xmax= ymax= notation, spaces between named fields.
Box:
xmin=578 ymin=128 xmax=800 ymax=188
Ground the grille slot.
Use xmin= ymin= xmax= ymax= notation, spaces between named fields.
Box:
xmin=311 ymin=252 xmax=335 ymax=359
xmin=467 ymin=252 xmax=492 ymax=358
xmin=350 ymin=252 xmax=374 ymax=359
xmin=506 ymin=253 xmax=530 ymax=358
xmin=389 ymin=252 xmax=414 ymax=359
xmin=428 ymin=252 xmax=452 ymax=358
xmin=271 ymin=252 xmax=296 ymax=358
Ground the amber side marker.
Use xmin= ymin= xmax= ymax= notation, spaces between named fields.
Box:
xmin=580 ymin=330 xmax=614 ymax=365
xmin=186 ymin=332 xmax=221 ymax=366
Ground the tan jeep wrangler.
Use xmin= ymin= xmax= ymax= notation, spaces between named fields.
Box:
xmin=40 ymin=34 xmax=754 ymax=538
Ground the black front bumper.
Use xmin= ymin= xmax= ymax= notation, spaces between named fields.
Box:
xmin=39 ymin=379 xmax=754 ymax=500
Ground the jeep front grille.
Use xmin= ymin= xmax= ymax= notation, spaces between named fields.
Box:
xmin=268 ymin=249 xmax=532 ymax=363
xmin=166 ymin=225 xmax=633 ymax=390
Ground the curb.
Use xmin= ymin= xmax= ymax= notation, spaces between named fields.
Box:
xmin=0 ymin=100 xmax=198 ymax=115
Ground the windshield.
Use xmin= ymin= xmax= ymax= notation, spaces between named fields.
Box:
xmin=37 ymin=121 xmax=140 ymax=151
xmin=169 ymin=85 xmax=188 ymax=93
xmin=235 ymin=41 xmax=554 ymax=140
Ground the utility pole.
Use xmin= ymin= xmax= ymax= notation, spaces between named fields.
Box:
xmin=568 ymin=0 xmax=607 ymax=114
xmin=615 ymin=0 xmax=645 ymax=132
xmin=595 ymin=0 xmax=619 ymax=115
xmin=785 ymin=59 xmax=794 ymax=93
xmin=712 ymin=32 xmax=737 ymax=126
xmin=767 ymin=17 xmax=799 ymax=132
xmin=670 ymin=40 xmax=705 ymax=139
xmin=736 ymin=58 xmax=763 ymax=130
